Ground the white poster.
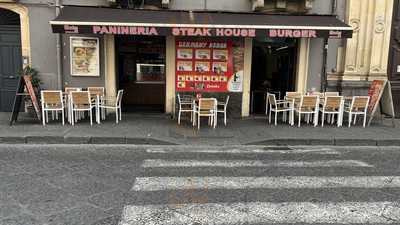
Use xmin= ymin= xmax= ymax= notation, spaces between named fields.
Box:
xmin=70 ymin=37 xmax=100 ymax=76
xmin=228 ymin=70 xmax=243 ymax=92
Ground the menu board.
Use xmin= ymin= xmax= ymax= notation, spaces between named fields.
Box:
xmin=176 ymin=40 xmax=233 ymax=92
xmin=70 ymin=37 xmax=100 ymax=76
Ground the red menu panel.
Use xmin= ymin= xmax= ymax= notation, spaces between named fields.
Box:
xmin=176 ymin=40 xmax=233 ymax=92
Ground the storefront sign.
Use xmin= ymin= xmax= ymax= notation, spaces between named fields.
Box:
xmin=176 ymin=40 xmax=234 ymax=92
xmin=52 ymin=25 xmax=353 ymax=39
xmin=70 ymin=37 xmax=100 ymax=76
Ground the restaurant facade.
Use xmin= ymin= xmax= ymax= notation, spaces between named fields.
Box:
xmin=0 ymin=0 xmax=395 ymax=117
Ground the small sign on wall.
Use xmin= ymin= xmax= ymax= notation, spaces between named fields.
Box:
xmin=70 ymin=37 xmax=100 ymax=76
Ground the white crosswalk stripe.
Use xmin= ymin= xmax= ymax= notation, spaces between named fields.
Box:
xmin=142 ymin=159 xmax=373 ymax=168
xmin=132 ymin=176 xmax=400 ymax=191
xmin=119 ymin=202 xmax=400 ymax=225
xmin=146 ymin=147 xmax=341 ymax=155
xmin=119 ymin=147 xmax=400 ymax=225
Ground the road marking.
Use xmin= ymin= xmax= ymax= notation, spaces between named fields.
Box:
xmin=119 ymin=202 xmax=400 ymax=225
xmin=132 ymin=176 xmax=400 ymax=191
xmin=146 ymin=147 xmax=341 ymax=155
xmin=142 ymin=159 xmax=373 ymax=168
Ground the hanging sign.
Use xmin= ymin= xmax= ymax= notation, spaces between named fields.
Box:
xmin=175 ymin=40 xmax=233 ymax=92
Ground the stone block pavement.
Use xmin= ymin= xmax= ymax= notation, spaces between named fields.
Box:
xmin=2 ymin=112 xmax=400 ymax=146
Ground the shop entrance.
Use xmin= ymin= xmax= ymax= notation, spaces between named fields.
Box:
xmin=116 ymin=36 xmax=166 ymax=112
xmin=250 ymin=38 xmax=298 ymax=114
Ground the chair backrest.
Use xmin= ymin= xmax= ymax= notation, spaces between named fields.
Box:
xmin=88 ymin=87 xmax=105 ymax=96
xmin=324 ymin=96 xmax=342 ymax=110
xmin=300 ymin=95 xmax=319 ymax=109
xmin=116 ymin=90 xmax=124 ymax=107
xmin=286 ymin=92 xmax=302 ymax=97
xmin=41 ymin=90 xmax=63 ymax=106
xmin=325 ymin=92 xmax=339 ymax=97
xmin=65 ymin=87 xmax=81 ymax=94
xmin=71 ymin=91 xmax=90 ymax=106
xmin=351 ymin=96 xmax=370 ymax=112
xmin=177 ymin=94 xmax=194 ymax=104
xmin=308 ymin=92 xmax=324 ymax=98
xmin=199 ymin=98 xmax=216 ymax=112
xmin=267 ymin=93 xmax=277 ymax=107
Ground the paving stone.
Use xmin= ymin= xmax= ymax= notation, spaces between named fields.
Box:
xmin=90 ymin=137 xmax=126 ymax=144
xmin=26 ymin=136 xmax=64 ymax=144
xmin=0 ymin=137 xmax=26 ymax=144
xmin=377 ymin=139 xmax=400 ymax=146
xmin=0 ymin=204 xmax=22 ymax=219
xmin=64 ymin=136 xmax=91 ymax=144
xmin=309 ymin=139 xmax=335 ymax=146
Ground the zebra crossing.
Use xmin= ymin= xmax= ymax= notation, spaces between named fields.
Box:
xmin=119 ymin=146 xmax=400 ymax=225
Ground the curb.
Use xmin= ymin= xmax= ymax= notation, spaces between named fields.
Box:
xmin=0 ymin=136 xmax=179 ymax=145
xmin=0 ymin=136 xmax=398 ymax=146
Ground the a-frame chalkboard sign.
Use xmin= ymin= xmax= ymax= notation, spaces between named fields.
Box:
xmin=9 ymin=75 xmax=41 ymax=125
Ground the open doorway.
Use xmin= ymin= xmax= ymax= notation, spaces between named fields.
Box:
xmin=250 ymin=38 xmax=298 ymax=114
xmin=115 ymin=36 xmax=166 ymax=112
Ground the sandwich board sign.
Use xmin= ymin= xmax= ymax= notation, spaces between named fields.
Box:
xmin=9 ymin=75 xmax=41 ymax=125
xmin=367 ymin=80 xmax=395 ymax=126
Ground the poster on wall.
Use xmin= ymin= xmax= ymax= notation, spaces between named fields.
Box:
xmin=175 ymin=40 xmax=236 ymax=92
xmin=70 ymin=37 xmax=100 ymax=76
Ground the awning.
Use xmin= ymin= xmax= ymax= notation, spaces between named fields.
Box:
xmin=51 ymin=6 xmax=353 ymax=39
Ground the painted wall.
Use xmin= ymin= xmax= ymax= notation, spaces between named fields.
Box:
xmin=25 ymin=4 xmax=58 ymax=89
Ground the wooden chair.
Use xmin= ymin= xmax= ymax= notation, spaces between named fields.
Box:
xmin=98 ymin=90 xmax=124 ymax=124
xmin=177 ymin=94 xmax=194 ymax=125
xmin=70 ymin=91 xmax=95 ymax=126
xmin=344 ymin=96 xmax=370 ymax=127
xmin=320 ymin=96 xmax=343 ymax=127
xmin=41 ymin=90 xmax=64 ymax=126
xmin=295 ymin=95 xmax=319 ymax=127
xmin=267 ymin=93 xmax=295 ymax=126
xmin=64 ymin=87 xmax=82 ymax=123
xmin=88 ymin=87 xmax=105 ymax=122
xmin=194 ymin=98 xmax=217 ymax=130
xmin=217 ymin=95 xmax=230 ymax=126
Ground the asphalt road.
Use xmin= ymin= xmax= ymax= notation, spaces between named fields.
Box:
xmin=0 ymin=145 xmax=400 ymax=225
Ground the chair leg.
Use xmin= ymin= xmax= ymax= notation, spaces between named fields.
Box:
xmin=224 ymin=111 xmax=227 ymax=126
xmin=42 ymin=110 xmax=46 ymax=126
xmin=274 ymin=111 xmax=278 ymax=126
xmin=363 ymin=113 xmax=367 ymax=128
xmin=269 ymin=110 xmax=272 ymax=124
xmin=321 ymin=113 xmax=325 ymax=127
xmin=89 ymin=110 xmax=93 ymax=126
xmin=71 ymin=110 xmax=75 ymax=126
xmin=178 ymin=110 xmax=181 ymax=125
xmin=348 ymin=113 xmax=352 ymax=127
xmin=354 ymin=114 xmax=357 ymax=125
xmin=298 ymin=113 xmax=301 ymax=127
xmin=61 ymin=109 xmax=65 ymax=126
xmin=119 ymin=107 xmax=122 ymax=120
xmin=198 ymin=115 xmax=200 ymax=130
xmin=115 ymin=109 xmax=118 ymax=124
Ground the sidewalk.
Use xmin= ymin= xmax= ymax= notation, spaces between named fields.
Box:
xmin=2 ymin=112 xmax=400 ymax=146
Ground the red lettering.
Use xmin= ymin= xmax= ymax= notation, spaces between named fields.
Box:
xmin=100 ymin=26 xmax=108 ymax=34
xmin=269 ymin=29 xmax=277 ymax=37
xmin=120 ymin=27 xmax=129 ymax=35
xmin=172 ymin=28 xmax=180 ymax=36
xmin=137 ymin=27 xmax=145 ymax=35
xmin=216 ymin=28 xmax=224 ymax=36
xmin=277 ymin=30 xmax=285 ymax=37
xmin=308 ymin=30 xmax=317 ymax=38
xmin=248 ymin=29 xmax=256 ymax=37
xmin=285 ymin=30 xmax=293 ymax=37
xmin=224 ymin=29 xmax=233 ymax=36
xmin=233 ymin=29 xmax=241 ymax=37
xmin=149 ymin=27 xmax=158 ymax=35
xmin=93 ymin=26 xmax=101 ymax=34
xmin=293 ymin=30 xmax=301 ymax=37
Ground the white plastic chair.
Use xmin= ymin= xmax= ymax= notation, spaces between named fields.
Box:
xmin=70 ymin=91 xmax=95 ymax=126
xmin=41 ymin=90 xmax=64 ymax=126
xmin=98 ymin=90 xmax=124 ymax=124
xmin=177 ymin=94 xmax=195 ymax=125
xmin=295 ymin=95 xmax=319 ymax=127
xmin=320 ymin=96 xmax=343 ymax=127
xmin=267 ymin=93 xmax=294 ymax=126
xmin=344 ymin=96 xmax=370 ymax=127
xmin=217 ymin=95 xmax=230 ymax=126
